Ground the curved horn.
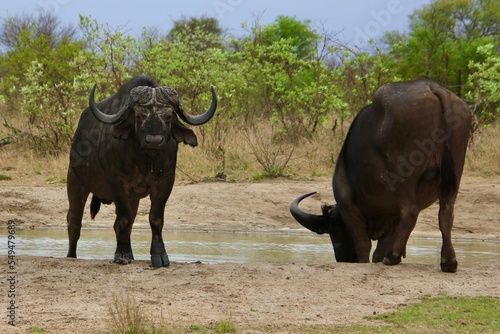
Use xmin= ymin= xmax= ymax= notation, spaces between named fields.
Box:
xmin=89 ymin=84 xmax=130 ymax=125
xmin=176 ymin=86 xmax=217 ymax=126
xmin=289 ymin=192 xmax=329 ymax=234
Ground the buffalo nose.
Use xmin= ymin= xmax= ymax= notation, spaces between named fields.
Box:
xmin=144 ymin=135 xmax=164 ymax=147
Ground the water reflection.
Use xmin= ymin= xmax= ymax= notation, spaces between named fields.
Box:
xmin=1 ymin=227 xmax=499 ymax=264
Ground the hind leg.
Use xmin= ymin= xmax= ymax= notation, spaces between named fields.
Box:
xmin=66 ymin=168 xmax=89 ymax=258
xmin=438 ymin=196 xmax=458 ymax=273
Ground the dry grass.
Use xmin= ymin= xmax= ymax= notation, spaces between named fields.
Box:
xmin=0 ymin=145 xmax=69 ymax=185
xmin=107 ymin=294 xmax=241 ymax=334
xmin=108 ymin=295 xmax=150 ymax=334
xmin=465 ymin=125 xmax=500 ymax=176
xmin=175 ymin=122 xmax=500 ymax=182
xmin=107 ymin=294 xmax=184 ymax=334
xmin=179 ymin=122 xmax=342 ymax=182
xmin=1 ymin=122 xmax=498 ymax=186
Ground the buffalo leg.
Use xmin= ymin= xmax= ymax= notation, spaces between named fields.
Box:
xmin=336 ymin=204 xmax=372 ymax=262
xmin=149 ymin=209 xmax=170 ymax=267
xmin=66 ymin=169 xmax=89 ymax=258
xmin=113 ymin=197 xmax=139 ymax=264
xmin=382 ymin=203 xmax=419 ymax=265
xmin=148 ymin=180 xmax=175 ymax=267
xmin=372 ymin=235 xmax=395 ymax=263
xmin=334 ymin=167 xmax=372 ymax=262
xmin=372 ymin=218 xmax=398 ymax=262
xmin=438 ymin=196 xmax=458 ymax=273
xmin=148 ymin=204 xmax=170 ymax=267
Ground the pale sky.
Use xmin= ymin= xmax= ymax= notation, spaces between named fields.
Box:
xmin=1 ymin=0 xmax=432 ymax=47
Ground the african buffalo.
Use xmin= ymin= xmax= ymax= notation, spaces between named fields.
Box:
xmin=66 ymin=75 xmax=217 ymax=267
xmin=290 ymin=77 xmax=472 ymax=272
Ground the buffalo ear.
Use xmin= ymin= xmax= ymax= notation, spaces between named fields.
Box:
xmin=173 ymin=118 xmax=198 ymax=147
xmin=112 ymin=114 xmax=134 ymax=139
xmin=111 ymin=102 xmax=133 ymax=139
xmin=113 ymin=123 xmax=133 ymax=139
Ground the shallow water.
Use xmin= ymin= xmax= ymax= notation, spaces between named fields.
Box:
xmin=2 ymin=227 xmax=499 ymax=264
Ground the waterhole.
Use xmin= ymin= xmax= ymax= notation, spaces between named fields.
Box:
xmin=2 ymin=227 xmax=499 ymax=264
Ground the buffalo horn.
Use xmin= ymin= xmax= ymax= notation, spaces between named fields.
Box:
xmin=89 ymin=84 xmax=130 ymax=125
xmin=289 ymin=192 xmax=327 ymax=234
xmin=176 ymin=86 xmax=217 ymax=126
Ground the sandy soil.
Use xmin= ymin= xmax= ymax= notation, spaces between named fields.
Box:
xmin=0 ymin=175 xmax=499 ymax=333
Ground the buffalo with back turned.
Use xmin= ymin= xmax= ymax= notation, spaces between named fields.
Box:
xmin=290 ymin=77 xmax=472 ymax=272
xmin=67 ymin=75 xmax=217 ymax=267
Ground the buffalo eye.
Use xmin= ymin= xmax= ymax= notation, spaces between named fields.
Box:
xmin=164 ymin=113 xmax=173 ymax=123
xmin=135 ymin=111 xmax=148 ymax=123
xmin=156 ymin=107 xmax=174 ymax=123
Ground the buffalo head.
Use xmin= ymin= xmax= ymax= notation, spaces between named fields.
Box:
xmin=290 ymin=192 xmax=356 ymax=262
xmin=89 ymin=84 xmax=217 ymax=150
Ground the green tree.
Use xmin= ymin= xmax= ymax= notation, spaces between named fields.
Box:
xmin=331 ymin=47 xmax=398 ymax=136
xmin=258 ymin=15 xmax=319 ymax=60
xmin=383 ymin=0 xmax=499 ymax=96
xmin=0 ymin=11 xmax=80 ymax=112
xmin=467 ymin=44 xmax=500 ymax=127
xmin=0 ymin=11 xmax=83 ymax=154
xmin=0 ymin=13 xmax=145 ymax=154
xmin=19 ymin=59 xmax=88 ymax=154
xmin=140 ymin=26 xmax=241 ymax=170
xmin=238 ymin=18 xmax=345 ymax=141
xmin=77 ymin=15 xmax=140 ymax=91
xmin=167 ymin=16 xmax=223 ymax=50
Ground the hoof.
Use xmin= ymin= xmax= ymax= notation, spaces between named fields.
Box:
xmin=151 ymin=252 xmax=170 ymax=267
xmin=382 ymin=252 xmax=402 ymax=265
xmin=150 ymin=237 xmax=169 ymax=267
xmin=440 ymin=259 xmax=458 ymax=273
xmin=114 ymin=252 xmax=133 ymax=265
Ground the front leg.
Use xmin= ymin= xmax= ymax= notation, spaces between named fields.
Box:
xmin=113 ymin=197 xmax=140 ymax=264
xmin=335 ymin=203 xmax=372 ymax=263
xmin=66 ymin=169 xmax=90 ymax=258
xmin=382 ymin=205 xmax=419 ymax=266
xmin=333 ymin=168 xmax=371 ymax=263
xmin=113 ymin=218 xmax=134 ymax=264
xmin=150 ymin=230 xmax=169 ymax=267
xmin=149 ymin=209 xmax=170 ymax=267
xmin=372 ymin=237 xmax=394 ymax=263
xmin=148 ymin=182 xmax=174 ymax=267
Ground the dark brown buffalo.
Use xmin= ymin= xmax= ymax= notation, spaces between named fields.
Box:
xmin=67 ymin=75 xmax=217 ymax=267
xmin=290 ymin=77 xmax=472 ymax=272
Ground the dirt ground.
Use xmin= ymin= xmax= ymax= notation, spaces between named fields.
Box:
xmin=0 ymin=175 xmax=499 ymax=333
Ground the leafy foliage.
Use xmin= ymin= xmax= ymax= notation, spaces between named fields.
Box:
xmin=0 ymin=13 xmax=80 ymax=111
xmin=382 ymin=0 xmax=499 ymax=100
xmin=0 ymin=13 xmax=82 ymax=154
xmin=20 ymin=60 xmax=85 ymax=154
xmin=0 ymin=1 xmax=498 ymax=174
xmin=167 ymin=15 xmax=223 ymax=50
xmin=258 ymin=15 xmax=320 ymax=60
xmin=467 ymin=44 xmax=500 ymax=127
